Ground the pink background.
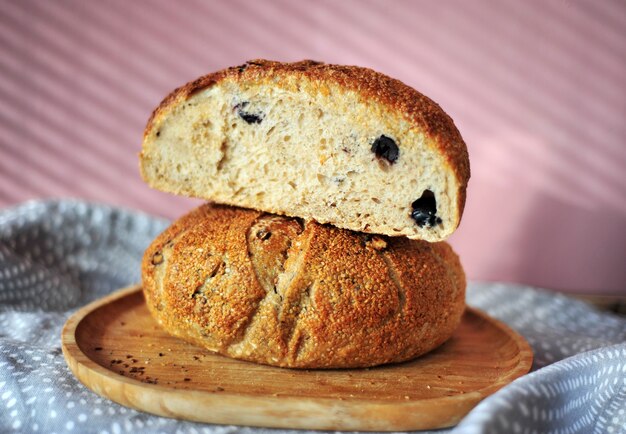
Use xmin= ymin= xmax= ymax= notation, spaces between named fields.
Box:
xmin=1 ymin=1 xmax=625 ymax=294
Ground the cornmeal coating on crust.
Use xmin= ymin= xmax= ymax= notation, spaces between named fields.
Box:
xmin=142 ymin=203 xmax=466 ymax=369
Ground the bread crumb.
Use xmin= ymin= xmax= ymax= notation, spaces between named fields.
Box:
xmin=366 ymin=236 xmax=387 ymax=251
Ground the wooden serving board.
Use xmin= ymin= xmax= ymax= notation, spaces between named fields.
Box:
xmin=62 ymin=285 xmax=532 ymax=431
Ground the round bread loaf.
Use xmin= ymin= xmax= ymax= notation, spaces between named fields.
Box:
xmin=140 ymin=59 xmax=470 ymax=242
xmin=142 ymin=204 xmax=466 ymax=369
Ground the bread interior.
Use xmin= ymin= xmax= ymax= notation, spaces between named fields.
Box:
xmin=140 ymin=80 xmax=458 ymax=241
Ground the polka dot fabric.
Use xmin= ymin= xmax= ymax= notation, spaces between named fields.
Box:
xmin=456 ymin=344 xmax=626 ymax=433
xmin=0 ymin=200 xmax=624 ymax=434
xmin=463 ymin=283 xmax=626 ymax=433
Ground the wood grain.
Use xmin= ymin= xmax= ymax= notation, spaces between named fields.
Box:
xmin=61 ymin=285 xmax=532 ymax=431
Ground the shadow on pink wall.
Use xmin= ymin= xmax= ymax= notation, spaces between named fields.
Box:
xmin=0 ymin=0 xmax=624 ymax=294
xmin=452 ymin=127 xmax=626 ymax=293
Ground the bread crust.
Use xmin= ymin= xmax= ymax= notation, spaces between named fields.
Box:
xmin=142 ymin=203 xmax=466 ymax=369
xmin=142 ymin=59 xmax=470 ymax=227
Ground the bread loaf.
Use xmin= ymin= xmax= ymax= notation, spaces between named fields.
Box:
xmin=140 ymin=60 xmax=470 ymax=242
xmin=141 ymin=203 xmax=466 ymax=368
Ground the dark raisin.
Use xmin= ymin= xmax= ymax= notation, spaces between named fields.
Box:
xmin=411 ymin=190 xmax=442 ymax=227
xmin=240 ymin=112 xmax=262 ymax=124
xmin=234 ymin=101 xmax=263 ymax=124
xmin=371 ymin=135 xmax=399 ymax=163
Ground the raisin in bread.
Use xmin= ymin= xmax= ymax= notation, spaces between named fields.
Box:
xmin=140 ymin=60 xmax=470 ymax=242
xmin=142 ymin=203 xmax=466 ymax=369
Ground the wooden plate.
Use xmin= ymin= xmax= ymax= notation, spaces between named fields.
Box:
xmin=62 ymin=285 xmax=532 ymax=431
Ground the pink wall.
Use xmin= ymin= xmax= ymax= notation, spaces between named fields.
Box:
xmin=1 ymin=0 xmax=624 ymax=294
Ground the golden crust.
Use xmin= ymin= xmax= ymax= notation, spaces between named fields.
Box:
xmin=142 ymin=59 xmax=470 ymax=222
xmin=142 ymin=203 xmax=466 ymax=369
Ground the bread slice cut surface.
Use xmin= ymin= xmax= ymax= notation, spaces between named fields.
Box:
xmin=140 ymin=60 xmax=470 ymax=241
